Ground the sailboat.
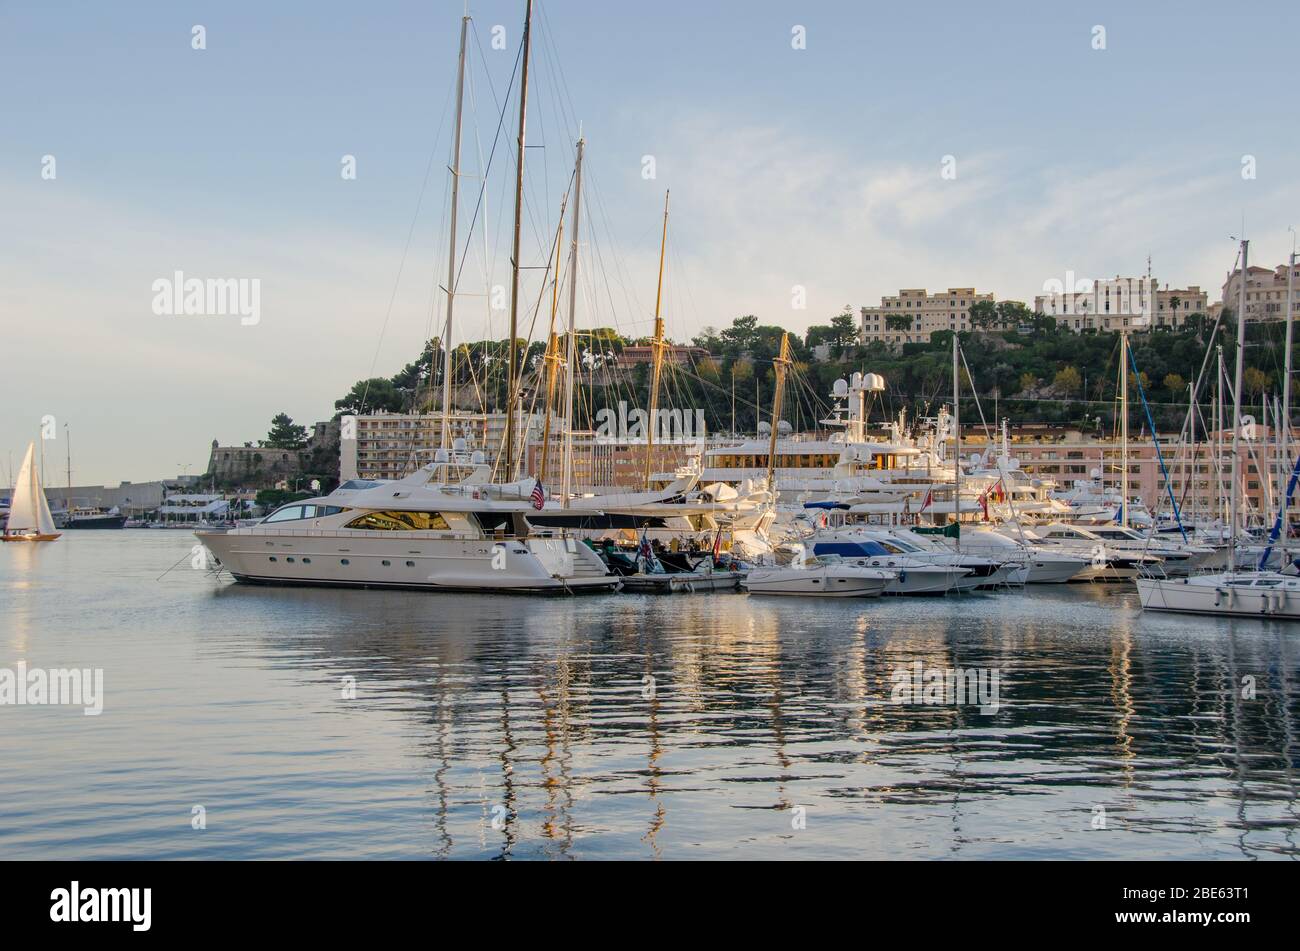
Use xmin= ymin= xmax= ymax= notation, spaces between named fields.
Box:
xmin=2 ymin=442 xmax=61 ymax=542
xmin=1136 ymin=238 xmax=1300 ymax=619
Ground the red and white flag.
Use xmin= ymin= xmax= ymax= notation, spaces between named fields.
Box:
xmin=919 ymin=488 xmax=934 ymax=512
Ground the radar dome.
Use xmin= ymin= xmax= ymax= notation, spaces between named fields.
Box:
xmin=863 ymin=373 xmax=885 ymax=392
xmin=832 ymin=378 xmax=849 ymax=397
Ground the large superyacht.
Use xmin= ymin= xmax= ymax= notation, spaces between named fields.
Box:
xmin=196 ymin=463 xmax=618 ymax=593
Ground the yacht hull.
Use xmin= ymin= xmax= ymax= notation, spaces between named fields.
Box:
xmin=1136 ymin=575 xmax=1300 ymax=619
xmin=197 ymin=530 xmax=619 ymax=594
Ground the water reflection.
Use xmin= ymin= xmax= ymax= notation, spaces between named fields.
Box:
xmin=1 ymin=535 xmax=1297 ymax=859
xmin=199 ymin=579 xmax=1300 ymax=860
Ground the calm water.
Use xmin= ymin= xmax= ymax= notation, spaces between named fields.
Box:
xmin=2 ymin=532 xmax=1298 ymax=860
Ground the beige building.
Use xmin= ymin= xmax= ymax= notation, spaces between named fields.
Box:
xmin=1219 ymin=261 xmax=1300 ymax=321
xmin=860 ymin=287 xmax=994 ymax=347
xmin=976 ymin=423 xmax=1282 ymax=519
xmin=339 ymin=409 xmax=699 ymax=489
xmin=1035 ymin=277 xmax=1207 ymax=332
xmin=340 ymin=411 xmax=549 ymax=481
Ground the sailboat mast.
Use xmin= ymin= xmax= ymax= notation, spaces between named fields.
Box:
xmin=561 ymin=137 xmax=584 ymax=508
xmin=643 ymin=190 xmax=670 ymax=488
xmin=1282 ymin=242 xmax=1296 ymax=560
xmin=440 ymin=13 xmax=470 ymax=451
xmin=764 ymin=333 xmax=791 ymax=491
xmin=537 ymin=213 xmax=564 ymax=489
xmin=1120 ymin=330 xmax=1129 ymax=527
xmin=66 ymin=423 xmax=72 ymax=491
xmin=952 ymin=335 xmax=961 ymax=549
xmin=503 ymin=0 xmax=534 ymax=482
xmin=1230 ymin=240 xmax=1248 ymax=568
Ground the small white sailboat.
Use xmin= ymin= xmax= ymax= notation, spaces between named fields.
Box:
xmin=2 ymin=442 xmax=61 ymax=542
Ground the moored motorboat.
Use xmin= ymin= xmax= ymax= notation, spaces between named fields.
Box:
xmin=743 ymin=555 xmax=894 ymax=597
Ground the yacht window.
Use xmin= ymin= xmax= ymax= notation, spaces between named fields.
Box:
xmin=345 ymin=510 xmax=450 ymax=531
xmin=475 ymin=512 xmax=513 ymax=535
xmin=265 ymin=505 xmax=307 ymax=523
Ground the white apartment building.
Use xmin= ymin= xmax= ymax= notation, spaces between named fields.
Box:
xmin=1034 ymin=276 xmax=1208 ymax=332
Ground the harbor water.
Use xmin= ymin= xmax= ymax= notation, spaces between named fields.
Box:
xmin=2 ymin=532 xmax=1298 ymax=860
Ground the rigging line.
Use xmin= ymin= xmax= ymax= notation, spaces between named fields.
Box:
xmin=958 ymin=344 xmax=995 ymax=444
xmin=359 ymin=77 xmax=457 ymax=411
xmin=453 ymin=36 xmax=522 ymax=297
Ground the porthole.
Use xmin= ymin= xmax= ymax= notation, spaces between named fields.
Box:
xmin=269 ymin=556 xmax=277 ymax=562
xmin=405 ymin=560 xmax=415 ymax=567
xmin=381 ymin=560 xmax=391 ymax=566
xmin=302 ymin=558 xmax=311 ymax=564
xmin=286 ymin=557 xmax=295 ymax=563
xmin=340 ymin=559 xmax=350 ymax=566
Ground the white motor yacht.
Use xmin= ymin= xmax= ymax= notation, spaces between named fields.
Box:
xmin=196 ymin=465 xmax=619 ymax=594
xmin=743 ymin=555 xmax=894 ymax=598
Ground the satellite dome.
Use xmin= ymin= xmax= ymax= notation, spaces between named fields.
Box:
xmin=757 ymin=421 xmax=772 ymax=434
xmin=452 ymin=437 xmax=468 ymax=452
xmin=832 ymin=378 xmax=849 ymax=397
xmin=863 ymin=373 xmax=885 ymax=392
xmin=434 ymin=448 xmax=450 ymax=463
xmin=776 ymin=420 xmax=793 ymax=434
xmin=471 ymin=451 xmax=486 ymax=465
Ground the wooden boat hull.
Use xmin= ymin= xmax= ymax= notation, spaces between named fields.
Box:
xmin=2 ymin=532 xmax=61 ymax=542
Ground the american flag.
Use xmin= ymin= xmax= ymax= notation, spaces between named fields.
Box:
xmin=530 ymin=477 xmax=545 ymax=510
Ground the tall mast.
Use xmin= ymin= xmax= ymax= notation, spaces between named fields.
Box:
xmin=643 ymin=190 xmax=670 ymax=487
xmin=503 ymin=0 xmax=534 ymax=482
xmin=1282 ymin=239 xmax=1296 ymax=560
xmin=537 ymin=212 xmax=564 ymax=489
xmin=66 ymin=423 xmax=71 ymax=491
xmin=1230 ymin=239 xmax=1248 ymax=568
xmin=439 ymin=13 xmax=471 ymax=451
xmin=1120 ymin=330 xmax=1129 ymax=527
xmin=561 ymin=137 xmax=584 ymax=508
xmin=952 ymin=334 xmax=961 ymax=549
xmin=764 ymin=333 xmax=791 ymax=491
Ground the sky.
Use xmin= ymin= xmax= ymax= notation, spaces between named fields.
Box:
xmin=2 ymin=0 xmax=1298 ymax=485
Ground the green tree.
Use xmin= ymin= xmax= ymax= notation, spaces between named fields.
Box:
xmin=1053 ymin=366 xmax=1082 ymax=397
xmin=334 ymin=378 xmax=405 ymax=416
xmin=968 ymin=300 xmax=999 ymax=330
xmin=1163 ymin=372 xmax=1185 ymax=399
xmin=1018 ymin=372 xmax=1038 ymax=394
xmin=261 ymin=413 xmax=308 ymax=449
xmin=1243 ymin=366 xmax=1268 ymax=399
xmin=830 ymin=309 xmax=858 ymax=352
xmin=720 ymin=315 xmax=760 ymax=353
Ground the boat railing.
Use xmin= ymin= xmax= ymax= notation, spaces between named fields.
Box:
xmin=239 ymin=526 xmax=488 ymax=542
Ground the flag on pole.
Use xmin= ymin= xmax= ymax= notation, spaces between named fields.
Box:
xmin=711 ymin=530 xmax=723 ymax=560
xmin=919 ymin=488 xmax=934 ymax=512
xmin=530 ymin=477 xmax=545 ymax=510
xmin=977 ymin=487 xmax=990 ymax=521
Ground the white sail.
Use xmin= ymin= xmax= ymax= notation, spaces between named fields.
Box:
xmin=8 ymin=442 xmax=56 ymax=535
